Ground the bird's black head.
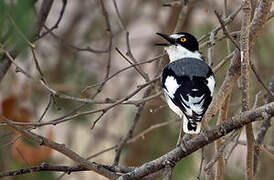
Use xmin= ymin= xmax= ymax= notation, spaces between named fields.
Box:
xmin=156 ymin=32 xmax=199 ymax=52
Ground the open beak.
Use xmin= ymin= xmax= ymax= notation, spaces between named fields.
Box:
xmin=155 ymin=32 xmax=175 ymax=46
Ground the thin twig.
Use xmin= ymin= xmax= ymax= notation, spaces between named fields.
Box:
xmin=112 ymin=0 xmax=126 ymax=30
xmin=200 ymin=31 xmax=240 ymax=49
xmin=38 ymin=94 xmax=52 ymax=122
xmin=197 ymin=147 xmax=205 ymax=180
xmin=39 ymin=0 xmax=67 ymax=38
xmin=251 ymin=63 xmax=274 ymax=98
xmin=90 ymin=112 xmax=105 ymax=129
xmin=213 ymin=52 xmax=234 ymax=73
xmin=16 ymin=77 xmax=160 ymax=128
xmin=0 ymin=115 xmax=119 ymax=180
xmin=113 ymin=87 xmax=152 ymax=165
xmin=205 ymin=130 xmax=238 ymax=172
xmin=214 ymin=10 xmax=240 ymax=50
xmin=91 ymin=0 xmax=113 ymax=99
xmin=116 ymin=47 xmax=149 ymax=82
xmin=224 ymin=129 xmax=241 ymax=162
xmin=81 ymin=53 xmax=164 ymax=93
xmin=3 ymin=43 xmax=161 ymax=128
xmin=87 ymin=118 xmax=179 ymax=160
xmin=112 ymin=0 xmax=150 ymax=82
xmin=31 ymin=47 xmax=44 ymax=78
xmin=260 ymin=145 xmax=274 ymax=160
xmin=198 ymin=4 xmax=242 ymax=42
xmin=254 ymin=73 xmax=274 ymax=173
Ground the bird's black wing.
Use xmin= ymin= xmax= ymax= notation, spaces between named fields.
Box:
xmin=162 ymin=58 xmax=215 ymax=122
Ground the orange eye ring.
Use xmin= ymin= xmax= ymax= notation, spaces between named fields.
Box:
xmin=180 ymin=37 xmax=187 ymax=42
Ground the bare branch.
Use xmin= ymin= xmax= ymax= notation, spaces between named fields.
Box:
xmin=116 ymin=47 xmax=150 ymax=82
xmin=204 ymin=49 xmax=241 ymax=124
xmin=240 ymin=1 xmax=255 ymax=179
xmin=0 ymin=115 xmax=119 ymax=180
xmin=39 ymin=0 xmax=67 ymax=38
xmin=198 ymin=4 xmax=242 ymax=42
xmin=113 ymin=86 xmax=152 ymax=165
xmin=251 ymin=63 xmax=274 ymax=98
xmin=38 ymin=94 xmax=52 ymax=122
xmin=254 ymin=73 xmax=274 ymax=173
xmin=214 ymin=10 xmax=240 ymax=50
xmin=204 ymin=0 xmax=273 ymax=124
xmin=118 ymin=102 xmax=274 ymax=179
xmin=214 ymin=94 xmax=231 ymax=180
xmin=213 ymin=51 xmax=234 ymax=73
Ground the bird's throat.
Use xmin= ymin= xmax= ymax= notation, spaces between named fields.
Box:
xmin=165 ymin=45 xmax=202 ymax=62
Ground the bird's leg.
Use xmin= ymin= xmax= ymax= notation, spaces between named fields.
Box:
xmin=176 ymin=119 xmax=184 ymax=147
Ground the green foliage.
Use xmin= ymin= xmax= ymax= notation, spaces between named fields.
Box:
xmin=0 ymin=0 xmax=36 ymax=53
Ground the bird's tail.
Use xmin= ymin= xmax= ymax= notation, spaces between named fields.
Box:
xmin=183 ymin=116 xmax=201 ymax=134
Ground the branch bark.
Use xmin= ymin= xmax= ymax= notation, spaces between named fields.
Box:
xmin=0 ymin=115 xmax=119 ymax=180
xmin=254 ymin=73 xmax=274 ymax=173
xmin=240 ymin=1 xmax=255 ymax=179
xmin=118 ymin=102 xmax=274 ymax=179
xmin=204 ymin=0 xmax=273 ymax=124
xmin=215 ymin=94 xmax=230 ymax=180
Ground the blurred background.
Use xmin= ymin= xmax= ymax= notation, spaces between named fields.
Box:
xmin=0 ymin=0 xmax=274 ymax=179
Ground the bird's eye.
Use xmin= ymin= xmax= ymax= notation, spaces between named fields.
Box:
xmin=180 ymin=37 xmax=187 ymax=42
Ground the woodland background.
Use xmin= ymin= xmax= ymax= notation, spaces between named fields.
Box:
xmin=0 ymin=0 xmax=274 ymax=180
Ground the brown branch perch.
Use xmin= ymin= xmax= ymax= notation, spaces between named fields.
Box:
xmin=118 ymin=102 xmax=274 ymax=179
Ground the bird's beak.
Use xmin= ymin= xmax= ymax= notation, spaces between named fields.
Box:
xmin=155 ymin=32 xmax=175 ymax=46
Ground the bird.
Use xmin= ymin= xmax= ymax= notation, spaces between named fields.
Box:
xmin=156 ymin=32 xmax=215 ymax=134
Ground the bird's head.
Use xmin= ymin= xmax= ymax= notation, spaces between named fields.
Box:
xmin=156 ymin=32 xmax=201 ymax=62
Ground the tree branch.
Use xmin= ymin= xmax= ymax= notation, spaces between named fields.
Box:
xmin=254 ymin=73 xmax=274 ymax=173
xmin=204 ymin=0 xmax=273 ymax=124
xmin=0 ymin=163 xmax=88 ymax=177
xmin=240 ymin=1 xmax=254 ymax=179
xmin=118 ymin=102 xmax=274 ymax=179
xmin=0 ymin=115 xmax=119 ymax=180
